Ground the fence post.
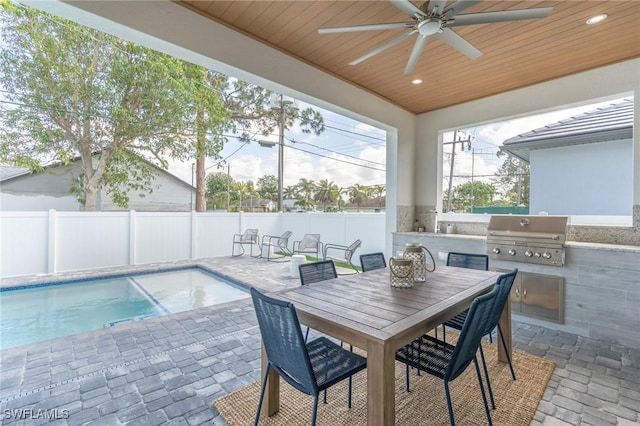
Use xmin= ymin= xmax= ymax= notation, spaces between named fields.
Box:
xmin=191 ymin=210 xmax=197 ymax=260
xmin=47 ymin=209 xmax=56 ymax=273
xmin=129 ymin=210 xmax=136 ymax=265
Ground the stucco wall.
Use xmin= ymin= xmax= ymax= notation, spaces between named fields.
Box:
xmin=530 ymin=139 xmax=633 ymax=215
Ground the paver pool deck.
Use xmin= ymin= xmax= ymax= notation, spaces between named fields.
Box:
xmin=0 ymin=256 xmax=638 ymax=425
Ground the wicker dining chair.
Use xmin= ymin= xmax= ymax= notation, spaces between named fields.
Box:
xmin=396 ymin=285 xmax=500 ymax=426
xmin=442 ymin=269 xmax=519 ymax=409
xmin=251 ymin=288 xmax=367 ymax=426
xmin=298 ymin=260 xmax=338 ymax=341
xmin=359 ymin=252 xmax=387 ymax=272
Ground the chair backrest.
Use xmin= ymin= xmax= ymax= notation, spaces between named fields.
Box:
xmin=241 ymin=228 xmax=259 ymax=242
xmin=344 ymin=239 xmax=362 ymax=262
xmin=298 ymin=234 xmax=321 ymax=251
xmin=445 ymin=284 xmax=500 ymax=382
xmin=360 ymin=252 xmax=387 ymax=272
xmin=446 ymin=252 xmax=489 ymax=271
xmin=280 ymin=230 xmax=293 ymax=240
xmin=250 ymin=288 xmax=317 ymax=394
xmin=484 ymin=269 xmax=518 ymax=335
xmin=299 ymin=260 xmax=337 ymax=286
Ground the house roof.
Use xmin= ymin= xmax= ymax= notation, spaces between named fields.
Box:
xmin=0 ymin=156 xmax=195 ymax=192
xmin=0 ymin=166 xmax=30 ymax=182
xmin=502 ymin=98 xmax=634 ymax=162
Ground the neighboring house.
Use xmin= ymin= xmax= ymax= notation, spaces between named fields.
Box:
xmin=235 ymin=196 xmax=275 ymax=212
xmin=344 ymin=196 xmax=386 ymax=213
xmin=502 ymin=99 xmax=633 ymax=216
xmin=0 ymin=158 xmax=196 ymax=212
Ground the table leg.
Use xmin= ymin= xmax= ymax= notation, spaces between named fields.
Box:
xmin=497 ymin=299 xmax=512 ymax=363
xmin=367 ymin=341 xmax=395 ymax=426
xmin=261 ymin=343 xmax=280 ymax=417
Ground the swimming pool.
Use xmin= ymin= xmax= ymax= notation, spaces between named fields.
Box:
xmin=0 ymin=267 xmax=249 ymax=350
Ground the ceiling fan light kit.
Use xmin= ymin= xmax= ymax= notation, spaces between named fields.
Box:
xmin=318 ymin=0 xmax=553 ymax=75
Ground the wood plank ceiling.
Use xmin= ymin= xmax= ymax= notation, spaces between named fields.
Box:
xmin=178 ymin=1 xmax=640 ymax=114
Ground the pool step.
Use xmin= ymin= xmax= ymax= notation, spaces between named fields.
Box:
xmin=104 ymin=314 xmax=156 ymax=328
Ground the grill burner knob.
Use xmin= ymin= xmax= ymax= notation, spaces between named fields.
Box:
xmin=508 ymin=249 xmax=517 ymax=256
xmin=492 ymin=248 xmax=501 ymax=254
xmin=542 ymin=252 xmax=552 ymax=259
xmin=524 ymin=250 xmax=533 ymax=257
xmin=534 ymin=252 xmax=541 ymax=258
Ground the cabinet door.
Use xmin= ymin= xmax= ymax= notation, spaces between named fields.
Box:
xmin=510 ymin=274 xmax=522 ymax=313
xmin=521 ymin=272 xmax=564 ymax=323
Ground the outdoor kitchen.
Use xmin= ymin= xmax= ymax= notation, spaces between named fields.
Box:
xmin=393 ymin=211 xmax=640 ymax=351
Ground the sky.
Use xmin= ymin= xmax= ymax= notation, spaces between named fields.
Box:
xmin=170 ymin=95 xmax=626 ymax=192
xmin=168 ymin=101 xmax=387 ymax=190
xmin=441 ymin=97 xmax=628 ymax=188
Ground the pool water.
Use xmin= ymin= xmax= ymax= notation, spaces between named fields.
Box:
xmin=0 ymin=268 xmax=248 ymax=350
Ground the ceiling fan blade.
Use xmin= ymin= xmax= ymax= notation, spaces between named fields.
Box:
xmin=442 ymin=1 xmax=481 ymax=19
xmin=318 ymin=22 xmax=411 ymax=34
xmin=445 ymin=7 xmax=553 ymax=27
xmin=427 ymin=0 xmax=447 ymax=15
xmin=349 ymin=31 xmax=416 ymax=66
xmin=391 ymin=0 xmax=426 ymax=18
xmin=434 ymin=27 xmax=481 ymax=59
xmin=404 ymin=35 xmax=429 ymax=75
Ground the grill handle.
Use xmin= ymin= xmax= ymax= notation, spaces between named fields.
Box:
xmin=487 ymin=231 xmax=561 ymax=240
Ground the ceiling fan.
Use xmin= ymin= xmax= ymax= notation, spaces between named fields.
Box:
xmin=318 ymin=0 xmax=553 ymax=75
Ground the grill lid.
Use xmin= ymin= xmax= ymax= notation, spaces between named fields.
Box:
xmin=487 ymin=215 xmax=568 ymax=245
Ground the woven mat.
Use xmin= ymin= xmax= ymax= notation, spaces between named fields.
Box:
xmin=214 ymin=337 xmax=555 ymax=425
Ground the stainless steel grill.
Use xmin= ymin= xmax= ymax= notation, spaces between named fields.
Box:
xmin=486 ymin=215 xmax=568 ymax=267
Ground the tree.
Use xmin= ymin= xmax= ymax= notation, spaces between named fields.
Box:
xmin=492 ymin=152 xmax=530 ymax=206
xmin=347 ymin=184 xmax=370 ymax=212
xmin=314 ymin=179 xmax=340 ymax=209
xmin=0 ymin=5 xmax=228 ymax=210
xmin=206 ymin=171 xmax=234 ymax=210
xmin=257 ymin=175 xmax=278 ymax=202
xmin=369 ymin=184 xmax=386 ymax=210
xmin=295 ymin=178 xmax=317 ymax=204
xmin=448 ymin=181 xmax=495 ymax=213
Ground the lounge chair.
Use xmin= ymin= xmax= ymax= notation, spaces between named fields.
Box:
xmin=293 ymin=233 xmax=323 ymax=260
xmin=231 ymin=229 xmax=260 ymax=257
xmin=260 ymin=231 xmax=292 ymax=261
xmin=323 ymin=239 xmax=362 ymax=274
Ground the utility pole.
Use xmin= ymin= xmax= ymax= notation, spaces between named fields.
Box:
xmin=227 ymin=163 xmax=230 ymax=212
xmin=444 ymin=130 xmax=473 ymax=213
xmin=267 ymin=94 xmax=296 ymax=212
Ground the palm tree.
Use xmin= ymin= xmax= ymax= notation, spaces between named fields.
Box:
xmin=370 ymin=184 xmax=386 ymax=211
xmin=295 ymin=178 xmax=317 ymax=204
xmin=314 ymin=179 xmax=340 ymax=210
xmin=347 ymin=184 xmax=370 ymax=212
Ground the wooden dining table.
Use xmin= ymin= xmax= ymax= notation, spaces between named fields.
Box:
xmin=263 ymin=265 xmax=509 ymax=426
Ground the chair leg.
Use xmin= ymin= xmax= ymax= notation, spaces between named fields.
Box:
xmin=478 ymin=345 xmax=496 ymax=409
xmin=473 ymin=357 xmax=493 ymax=426
xmin=232 ymin=242 xmax=245 ymax=257
xmin=442 ymin=324 xmax=447 ymax=344
xmin=304 ymin=327 xmax=310 ymax=342
xmin=497 ymin=324 xmax=517 ymax=380
xmin=311 ymin=395 xmax=319 ymax=426
xmin=254 ymin=365 xmax=271 ymax=426
xmin=444 ymin=381 xmax=456 ymax=426
xmin=405 ymin=364 xmax=411 ymax=392
xmin=347 ymin=376 xmax=353 ymax=408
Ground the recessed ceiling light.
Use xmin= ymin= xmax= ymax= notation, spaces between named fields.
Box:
xmin=586 ymin=14 xmax=608 ymax=25
xmin=411 ymin=79 xmax=423 ymax=85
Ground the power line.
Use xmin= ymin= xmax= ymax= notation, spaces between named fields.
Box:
xmin=287 ymin=137 xmax=386 ymax=166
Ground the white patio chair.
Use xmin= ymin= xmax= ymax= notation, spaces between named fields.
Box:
xmin=323 ymin=239 xmax=362 ymax=274
xmin=231 ymin=229 xmax=260 ymax=257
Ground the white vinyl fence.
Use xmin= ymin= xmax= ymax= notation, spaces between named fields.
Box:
xmin=0 ymin=210 xmax=386 ymax=278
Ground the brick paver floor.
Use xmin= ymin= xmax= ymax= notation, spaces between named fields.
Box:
xmin=1 ymin=257 xmax=638 ymax=425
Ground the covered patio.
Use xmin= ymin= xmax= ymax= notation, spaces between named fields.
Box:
xmin=3 ymin=1 xmax=640 ymax=424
